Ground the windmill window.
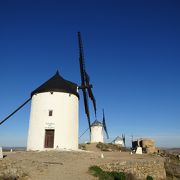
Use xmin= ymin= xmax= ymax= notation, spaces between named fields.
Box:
xmin=49 ymin=110 xmax=53 ymax=116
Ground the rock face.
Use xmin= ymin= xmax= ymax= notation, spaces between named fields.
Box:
xmin=141 ymin=139 xmax=155 ymax=148
xmin=132 ymin=138 xmax=158 ymax=154
xmin=100 ymin=158 xmax=166 ymax=180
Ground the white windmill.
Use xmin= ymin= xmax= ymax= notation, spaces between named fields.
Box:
xmin=90 ymin=120 xmax=103 ymax=143
xmin=27 ymin=71 xmax=79 ymax=150
xmin=0 ymin=32 xmax=98 ymax=151
xmin=90 ymin=109 xmax=109 ymax=143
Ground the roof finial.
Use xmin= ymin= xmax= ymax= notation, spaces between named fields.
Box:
xmin=56 ymin=70 xmax=59 ymax=75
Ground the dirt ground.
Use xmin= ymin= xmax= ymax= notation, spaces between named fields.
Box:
xmin=0 ymin=150 xmax=161 ymax=180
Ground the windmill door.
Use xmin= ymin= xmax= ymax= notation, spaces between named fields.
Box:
xmin=44 ymin=129 xmax=54 ymax=148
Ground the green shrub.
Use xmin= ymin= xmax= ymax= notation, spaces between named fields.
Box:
xmin=146 ymin=175 xmax=153 ymax=180
xmin=108 ymin=171 xmax=126 ymax=180
xmin=89 ymin=165 xmax=126 ymax=180
xmin=89 ymin=165 xmax=103 ymax=176
xmin=96 ymin=142 xmax=122 ymax=152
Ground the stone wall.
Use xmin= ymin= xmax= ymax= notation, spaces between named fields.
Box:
xmin=100 ymin=158 xmax=166 ymax=180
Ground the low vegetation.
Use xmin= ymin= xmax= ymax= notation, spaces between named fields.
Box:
xmin=79 ymin=142 xmax=129 ymax=152
xmin=89 ymin=165 xmax=126 ymax=180
xmin=0 ymin=172 xmax=28 ymax=180
xmin=96 ymin=142 xmax=127 ymax=152
xmin=89 ymin=165 xmax=154 ymax=180
xmin=146 ymin=175 xmax=153 ymax=180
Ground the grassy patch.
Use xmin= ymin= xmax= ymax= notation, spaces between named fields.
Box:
xmin=89 ymin=165 xmax=126 ymax=180
xmin=89 ymin=166 xmax=154 ymax=180
xmin=96 ymin=142 xmax=127 ymax=152
xmin=146 ymin=175 xmax=153 ymax=180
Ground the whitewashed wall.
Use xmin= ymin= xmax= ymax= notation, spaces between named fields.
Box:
xmin=27 ymin=92 xmax=78 ymax=151
xmin=90 ymin=125 xmax=103 ymax=143
xmin=114 ymin=140 xmax=124 ymax=146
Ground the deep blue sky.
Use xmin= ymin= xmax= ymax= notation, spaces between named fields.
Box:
xmin=0 ymin=0 xmax=180 ymax=147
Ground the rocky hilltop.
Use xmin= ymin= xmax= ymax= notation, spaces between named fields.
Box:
xmin=0 ymin=150 xmax=167 ymax=180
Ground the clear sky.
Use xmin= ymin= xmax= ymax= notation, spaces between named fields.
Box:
xmin=0 ymin=0 xmax=180 ymax=148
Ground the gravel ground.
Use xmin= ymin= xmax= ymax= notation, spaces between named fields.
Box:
xmin=0 ymin=150 xmax=162 ymax=180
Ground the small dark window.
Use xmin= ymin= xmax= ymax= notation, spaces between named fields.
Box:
xmin=49 ymin=110 xmax=53 ymax=116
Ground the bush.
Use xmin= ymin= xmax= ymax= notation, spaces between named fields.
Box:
xmin=89 ymin=165 xmax=126 ymax=180
xmin=96 ymin=142 xmax=122 ymax=152
xmin=146 ymin=175 xmax=153 ymax=180
xmin=108 ymin=171 xmax=126 ymax=180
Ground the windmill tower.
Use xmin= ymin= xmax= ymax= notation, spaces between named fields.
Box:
xmin=27 ymin=71 xmax=79 ymax=151
xmin=0 ymin=32 xmax=98 ymax=151
xmin=90 ymin=110 xmax=109 ymax=143
xmin=90 ymin=120 xmax=103 ymax=143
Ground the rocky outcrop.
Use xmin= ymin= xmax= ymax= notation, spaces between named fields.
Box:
xmin=100 ymin=158 xmax=166 ymax=180
xmin=132 ymin=138 xmax=158 ymax=154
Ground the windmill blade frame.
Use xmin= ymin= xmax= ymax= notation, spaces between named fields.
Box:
xmin=84 ymin=71 xmax=96 ymax=116
xmin=122 ymin=134 xmax=126 ymax=147
xmin=82 ymin=88 xmax=91 ymax=131
xmin=78 ymin=32 xmax=97 ymax=131
xmin=78 ymin=32 xmax=91 ymax=131
xmin=0 ymin=97 xmax=31 ymax=126
xmin=102 ymin=109 xmax=109 ymax=139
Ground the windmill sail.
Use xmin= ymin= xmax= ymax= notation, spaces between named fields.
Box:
xmin=0 ymin=98 xmax=31 ymax=125
xmin=85 ymin=72 xmax=96 ymax=116
xmin=78 ymin=32 xmax=97 ymax=131
xmin=78 ymin=32 xmax=91 ymax=131
xmin=122 ymin=134 xmax=126 ymax=147
xmin=102 ymin=109 xmax=109 ymax=139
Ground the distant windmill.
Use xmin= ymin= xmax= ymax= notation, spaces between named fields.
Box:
xmin=112 ymin=134 xmax=125 ymax=147
xmin=0 ymin=32 xmax=98 ymax=151
xmin=90 ymin=109 xmax=109 ymax=143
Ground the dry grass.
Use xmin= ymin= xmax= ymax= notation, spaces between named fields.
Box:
xmin=96 ymin=142 xmax=128 ymax=152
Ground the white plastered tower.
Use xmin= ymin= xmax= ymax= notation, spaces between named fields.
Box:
xmin=90 ymin=120 xmax=104 ymax=143
xmin=27 ymin=71 xmax=79 ymax=151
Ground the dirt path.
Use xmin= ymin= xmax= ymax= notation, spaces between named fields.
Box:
xmin=0 ymin=151 xmax=161 ymax=180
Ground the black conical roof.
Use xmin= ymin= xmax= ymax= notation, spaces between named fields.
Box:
xmin=91 ymin=120 xmax=103 ymax=127
xmin=31 ymin=71 xmax=79 ymax=97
